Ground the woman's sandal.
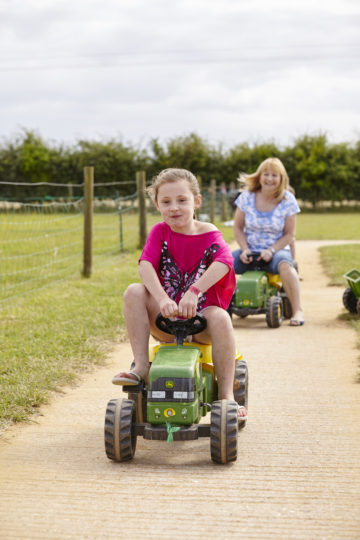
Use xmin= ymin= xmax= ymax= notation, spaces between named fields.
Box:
xmin=289 ymin=319 xmax=305 ymax=327
xmin=112 ymin=370 xmax=143 ymax=386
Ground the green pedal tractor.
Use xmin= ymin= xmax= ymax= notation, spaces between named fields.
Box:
xmin=228 ymin=252 xmax=292 ymax=328
xmin=104 ymin=314 xmax=248 ymax=464
xmin=342 ymin=268 xmax=360 ymax=315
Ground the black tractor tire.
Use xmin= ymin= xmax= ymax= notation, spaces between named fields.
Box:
xmin=343 ymin=287 xmax=357 ymax=314
xmin=104 ymin=398 xmax=137 ymax=462
xmin=210 ymin=400 xmax=238 ymax=464
xmin=282 ymin=295 xmax=292 ymax=319
xmin=234 ymin=360 xmax=248 ymax=429
xmin=266 ymin=296 xmax=283 ymax=328
xmin=357 ymin=298 xmax=360 ymax=316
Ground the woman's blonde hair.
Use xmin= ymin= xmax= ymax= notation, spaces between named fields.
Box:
xmin=238 ymin=157 xmax=290 ymax=203
xmin=147 ymin=168 xmax=200 ymax=202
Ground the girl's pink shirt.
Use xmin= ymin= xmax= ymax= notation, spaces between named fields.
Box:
xmin=139 ymin=222 xmax=236 ymax=310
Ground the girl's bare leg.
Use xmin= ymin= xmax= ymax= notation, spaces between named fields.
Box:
xmin=194 ymin=307 xmax=238 ymax=401
xmin=121 ymin=283 xmax=175 ymax=382
xmin=122 ymin=283 xmax=151 ymax=381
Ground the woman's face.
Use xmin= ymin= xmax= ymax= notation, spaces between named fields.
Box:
xmin=259 ymin=166 xmax=281 ymax=194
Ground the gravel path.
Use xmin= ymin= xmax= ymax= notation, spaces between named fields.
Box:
xmin=0 ymin=240 xmax=359 ymax=539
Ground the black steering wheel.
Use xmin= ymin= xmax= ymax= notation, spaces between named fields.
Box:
xmin=247 ymin=251 xmax=268 ymax=270
xmin=155 ymin=313 xmax=207 ymax=345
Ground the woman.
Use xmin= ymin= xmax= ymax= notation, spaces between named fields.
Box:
xmin=232 ymin=157 xmax=304 ymax=326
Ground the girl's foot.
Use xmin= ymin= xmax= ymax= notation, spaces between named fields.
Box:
xmin=237 ymin=405 xmax=248 ymax=420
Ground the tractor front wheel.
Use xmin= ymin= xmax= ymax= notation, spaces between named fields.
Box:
xmin=343 ymin=287 xmax=357 ymax=314
xmin=104 ymin=398 xmax=137 ymax=462
xmin=234 ymin=360 xmax=248 ymax=430
xmin=210 ymin=400 xmax=238 ymax=464
xmin=266 ymin=296 xmax=283 ymax=328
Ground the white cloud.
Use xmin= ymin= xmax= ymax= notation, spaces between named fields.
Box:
xmin=0 ymin=0 xmax=359 ymax=147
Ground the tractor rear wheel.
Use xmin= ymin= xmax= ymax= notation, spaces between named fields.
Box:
xmin=104 ymin=398 xmax=137 ymax=462
xmin=210 ymin=400 xmax=238 ymax=464
xmin=234 ymin=360 xmax=248 ymax=430
xmin=266 ymin=296 xmax=283 ymax=328
xmin=343 ymin=287 xmax=357 ymax=314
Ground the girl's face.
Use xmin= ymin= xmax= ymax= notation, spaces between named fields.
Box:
xmin=155 ymin=179 xmax=201 ymax=233
xmin=259 ymin=166 xmax=281 ymax=194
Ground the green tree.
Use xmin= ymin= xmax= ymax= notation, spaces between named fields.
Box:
xmin=291 ymin=134 xmax=329 ymax=206
xmin=149 ymin=133 xmax=224 ymax=186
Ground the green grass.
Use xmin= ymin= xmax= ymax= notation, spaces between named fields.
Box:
xmin=319 ymin=244 xmax=360 ymax=286
xmin=0 ymin=250 xmax=141 ymax=427
xmin=296 ymin=213 xmax=360 ymax=240
xmin=1 ymin=211 xmax=359 ymax=430
xmin=319 ymin=243 xmax=360 ymax=361
xmin=217 ymin=212 xmax=360 ymax=243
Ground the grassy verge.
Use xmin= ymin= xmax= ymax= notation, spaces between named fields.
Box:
xmin=319 ymin=243 xmax=360 ymax=365
xmin=1 ymin=212 xmax=359 ymax=430
xmin=218 ymin=212 xmax=360 ymax=243
xmin=0 ymin=251 xmax=140 ymax=429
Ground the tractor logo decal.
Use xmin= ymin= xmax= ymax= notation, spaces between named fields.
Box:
xmin=164 ymin=408 xmax=176 ymax=418
xmin=165 ymin=380 xmax=174 ymax=388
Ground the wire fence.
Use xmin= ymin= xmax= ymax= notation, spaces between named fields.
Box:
xmin=0 ymin=180 xmax=141 ymax=303
xmin=0 ymin=174 xmax=234 ymax=303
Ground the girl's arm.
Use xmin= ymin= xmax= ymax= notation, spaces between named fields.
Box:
xmin=178 ymin=261 xmax=230 ymax=319
xmin=139 ymin=260 xmax=178 ymax=317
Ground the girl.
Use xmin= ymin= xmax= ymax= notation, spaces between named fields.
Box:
xmin=113 ymin=168 xmax=247 ymax=419
xmin=232 ymin=157 xmax=304 ymax=326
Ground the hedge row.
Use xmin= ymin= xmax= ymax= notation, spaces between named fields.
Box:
xmin=1 ymin=129 xmax=359 ymax=205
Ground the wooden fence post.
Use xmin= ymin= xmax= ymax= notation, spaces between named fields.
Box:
xmin=220 ymin=182 xmax=228 ymax=222
xmin=196 ymin=175 xmax=202 ymax=220
xmin=82 ymin=166 xmax=94 ymax=277
xmin=136 ymin=171 xmax=147 ymax=248
xmin=210 ymin=179 xmax=216 ymax=223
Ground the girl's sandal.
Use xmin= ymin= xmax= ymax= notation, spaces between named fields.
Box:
xmin=237 ymin=405 xmax=248 ymax=421
xmin=112 ymin=370 xmax=143 ymax=386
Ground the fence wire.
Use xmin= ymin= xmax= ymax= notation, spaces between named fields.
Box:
xmin=0 ymin=180 xmax=231 ymax=303
xmin=0 ymin=187 xmax=139 ymax=303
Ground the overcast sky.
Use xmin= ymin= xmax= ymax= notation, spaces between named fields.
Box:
xmin=1 ymin=0 xmax=359 ymax=149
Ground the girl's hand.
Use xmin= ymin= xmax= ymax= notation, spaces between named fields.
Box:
xmin=159 ymin=297 xmax=178 ymax=318
xmin=240 ymin=249 xmax=253 ymax=264
xmin=178 ymin=290 xmax=198 ymax=319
